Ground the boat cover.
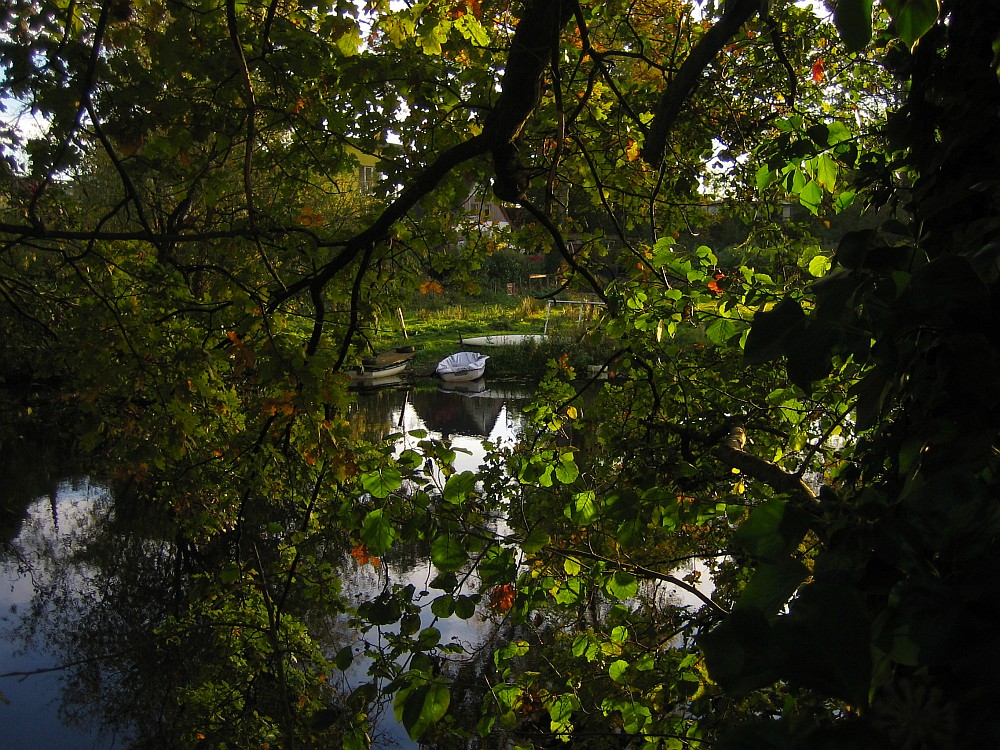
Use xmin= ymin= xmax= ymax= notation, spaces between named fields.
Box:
xmin=436 ymin=351 xmax=489 ymax=375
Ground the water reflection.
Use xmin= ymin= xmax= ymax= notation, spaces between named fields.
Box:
xmin=1 ymin=478 xmax=129 ymax=749
xmin=352 ymin=379 xmax=532 ymax=472
xmin=1 ymin=381 xmax=535 ymax=750
xmin=344 ymin=380 xmax=534 ymax=747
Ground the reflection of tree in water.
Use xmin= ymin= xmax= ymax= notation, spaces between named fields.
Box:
xmin=4 ymin=474 xmax=370 ymax=749
xmin=3 ymin=478 xmax=178 ymax=748
xmin=1 ymin=385 xmax=540 ymax=749
xmin=408 ymin=383 xmax=533 ymax=440
xmin=349 ymin=386 xmax=411 ymax=441
xmin=0 ymin=421 xmax=82 ymax=545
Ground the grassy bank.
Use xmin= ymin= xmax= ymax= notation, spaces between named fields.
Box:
xmin=372 ymin=295 xmax=613 ymax=381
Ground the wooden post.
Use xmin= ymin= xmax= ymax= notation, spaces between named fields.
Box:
xmin=397 ymin=307 xmax=408 ymax=339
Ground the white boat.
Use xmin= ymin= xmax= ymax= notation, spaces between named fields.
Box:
xmin=459 ymin=334 xmax=546 ymax=347
xmin=348 ymin=361 xmax=410 ymax=384
xmin=436 ymin=351 xmax=489 ymax=382
xmin=347 ymin=349 xmax=415 ymax=383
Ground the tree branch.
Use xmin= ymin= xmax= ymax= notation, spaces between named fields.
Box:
xmin=765 ymin=12 xmax=797 ymax=111
xmin=642 ymin=0 xmax=762 ymax=166
xmin=519 ymin=198 xmax=608 ymax=303
xmin=225 ymin=0 xmax=259 ymax=230
xmin=485 ymin=0 xmax=578 ymax=202
xmin=546 ymin=543 xmax=730 ymax=616
xmin=714 ymin=421 xmax=818 ymax=503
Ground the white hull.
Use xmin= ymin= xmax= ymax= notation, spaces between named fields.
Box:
xmin=439 ymin=366 xmax=486 ymax=383
xmin=348 ymin=361 xmax=410 ymax=382
xmin=459 ymin=334 xmax=546 ymax=347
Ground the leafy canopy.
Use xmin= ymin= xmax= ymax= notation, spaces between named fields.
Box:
xmin=2 ymin=0 xmax=998 ymax=747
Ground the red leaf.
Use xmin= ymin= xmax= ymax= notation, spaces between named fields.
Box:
xmin=489 ymin=584 xmax=515 ymax=613
xmin=812 ymin=58 xmax=825 ymax=83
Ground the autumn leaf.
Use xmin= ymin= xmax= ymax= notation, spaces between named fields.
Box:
xmin=296 ymin=206 xmax=325 ymax=227
xmin=489 ymin=584 xmax=515 ymax=613
xmin=351 ymin=543 xmax=382 ymax=568
xmin=419 ymin=279 xmax=444 ymax=294
xmin=812 ymin=58 xmax=825 ymax=83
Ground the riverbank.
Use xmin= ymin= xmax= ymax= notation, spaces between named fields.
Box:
xmin=370 ymin=296 xmax=613 ymax=381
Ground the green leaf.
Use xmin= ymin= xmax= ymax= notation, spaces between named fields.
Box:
xmin=431 ymin=595 xmax=456 ymax=618
xmin=609 ymin=659 xmax=629 ymax=684
xmin=360 ymin=509 xmax=397 ymax=555
xmin=611 ymin=625 xmax=629 ymax=643
xmin=495 ymin=640 xmax=530 ymax=667
xmin=834 ymin=0 xmax=874 ymax=51
xmin=566 ymin=491 xmax=599 ymax=525
xmin=397 ymin=448 xmax=423 ymax=470
xmin=756 ymin=164 xmax=776 ymax=192
xmin=696 ymin=245 xmax=718 ymax=265
xmin=429 ymin=571 xmax=458 ymax=591
xmin=219 ymin=563 xmax=241 ymax=584
xmin=342 ymin=728 xmax=367 ymax=750
xmin=454 ymin=13 xmax=490 ymax=45
xmin=400 ymin=611 xmax=421 ymax=636
xmin=834 ymin=190 xmax=857 ymax=213
xmin=554 ymin=453 xmax=579 ymax=484
xmin=564 ymin=556 xmax=582 ymax=576
xmin=454 ymin=594 xmax=477 ymax=619
xmin=394 ymin=681 xmax=450 ymax=740
xmin=415 ymin=626 xmax=441 ymax=650
xmin=605 ymin=571 xmax=639 ymax=599
xmin=649 ymin=236 xmax=677 ymax=268
xmin=884 ymin=0 xmax=940 ymax=49
xmin=521 ymin=526 xmax=550 ymax=554
xmin=705 ymin=317 xmax=739 ymax=346
xmin=734 ymin=558 xmax=810 ymax=616
xmin=733 ymin=499 xmax=811 ymax=561
xmin=361 ymin=594 xmax=402 ymax=625
xmin=362 ymin=466 xmax=403 ymax=498
xmin=431 ymin=535 xmax=468 ymax=572
xmin=798 ymin=179 xmax=823 ymax=214
xmin=554 ymin=577 xmax=584 ymax=605
xmin=815 ymin=153 xmax=838 ymax=192
xmin=635 ymin=653 xmax=655 ymax=671
xmin=443 ymin=471 xmax=477 ymax=504
xmin=548 ymin=693 xmax=581 ymax=736
xmin=336 ymin=645 xmax=354 ymax=670
xmin=808 ymin=254 xmax=832 ymax=278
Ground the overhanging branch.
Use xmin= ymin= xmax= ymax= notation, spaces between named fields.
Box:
xmin=642 ymin=0 xmax=763 ymax=166
xmin=715 ymin=421 xmax=818 ymax=504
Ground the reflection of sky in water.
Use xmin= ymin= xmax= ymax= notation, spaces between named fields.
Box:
xmin=0 ymin=480 xmax=119 ymax=750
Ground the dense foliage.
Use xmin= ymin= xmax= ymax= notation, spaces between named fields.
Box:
xmin=2 ymin=0 xmax=997 ymax=747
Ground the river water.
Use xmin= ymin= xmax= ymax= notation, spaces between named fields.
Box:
xmin=0 ymin=380 xmax=534 ymax=749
